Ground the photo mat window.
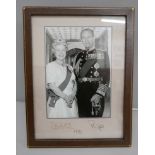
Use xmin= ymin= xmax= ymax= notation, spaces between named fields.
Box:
xmin=45 ymin=26 xmax=112 ymax=119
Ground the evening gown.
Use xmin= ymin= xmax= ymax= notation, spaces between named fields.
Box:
xmin=46 ymin=61 xmax=78 ymax=118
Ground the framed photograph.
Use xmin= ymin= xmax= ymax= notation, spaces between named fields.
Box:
xmin=23 ymin=7 xmax=134 ymax=147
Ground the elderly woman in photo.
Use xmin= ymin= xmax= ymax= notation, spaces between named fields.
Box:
xmin=46 ymin=39 xmax=78 ymax=118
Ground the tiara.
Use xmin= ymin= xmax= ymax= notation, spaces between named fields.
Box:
xmin=54 ymin=38 xmax=66 ymax=44
xmin=52 ymin=38 xmax=67 ymax=48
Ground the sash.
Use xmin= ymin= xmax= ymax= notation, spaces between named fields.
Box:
xmin=79 ymin=59 xmax=96 ymax=78
xmin=48 ymin=67 xmax=72 ymax=107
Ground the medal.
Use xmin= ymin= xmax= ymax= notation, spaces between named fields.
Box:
xmin=94 ymin=63 xmax=100 ymax=69
xmin=94 ymin=71 xmax=99 ymax=77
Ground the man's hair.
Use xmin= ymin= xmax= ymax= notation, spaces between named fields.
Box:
xmin=80 ymin=28 xmax=94 ymax=38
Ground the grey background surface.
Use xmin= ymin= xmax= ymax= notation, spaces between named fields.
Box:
xmin=16 ymin=0 xmax=138 ymax=154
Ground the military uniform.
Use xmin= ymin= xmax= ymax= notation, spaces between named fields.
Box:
xmin=69 ymin=48 xmax=110 ymax=117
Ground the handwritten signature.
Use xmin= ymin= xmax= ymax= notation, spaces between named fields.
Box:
xmin=50 ymin=120 xmax=104 ymax=134
xmin=88 ymin=120 xmax=104 ymax=131
xmin=50 ymin=122 xmax=82 ymax=134
xmin=51 ymin=122 xmax=73 ymax=130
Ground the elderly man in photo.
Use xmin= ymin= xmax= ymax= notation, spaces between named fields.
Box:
xmin=67 ymin=28 xmax=110 ymax=117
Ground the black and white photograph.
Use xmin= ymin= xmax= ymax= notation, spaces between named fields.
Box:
xmin=23 ymin=7 xmax=135 ymax=147
xmin=45 ymin=27 xmax=111 ymax=118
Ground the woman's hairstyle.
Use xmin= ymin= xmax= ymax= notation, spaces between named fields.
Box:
xmin=52 ymin=38 xmax=68 ymax=51
xmin=51 ymin=38 xmax=67 ymax=61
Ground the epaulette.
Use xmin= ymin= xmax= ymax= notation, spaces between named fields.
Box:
xmin=87 ymin=49 xmax=107 ymax=59
xmin=96 ymin=49 xmax=107 ymax=59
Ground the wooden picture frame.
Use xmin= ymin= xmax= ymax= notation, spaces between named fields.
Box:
xmin=23 ymin=7 xmax=134 ymax=147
